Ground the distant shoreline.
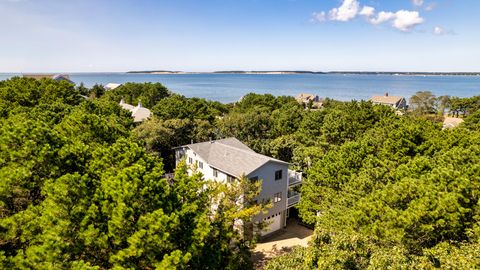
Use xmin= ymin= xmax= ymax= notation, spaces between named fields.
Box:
xmin=126 ymin=70 xmax=327 ymax=75
xmin=127 ymin=70 xmax=480 ymax=76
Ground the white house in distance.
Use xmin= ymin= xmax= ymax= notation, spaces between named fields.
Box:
xmin=119 ymin=99 xmax=151 ymax=122
xmin=105 ymin=83 xmax=122 ymax=90
xmin=174 ymin=137 xmax=302 ymax=236
xmin=371 ymin=93 xmax=407 ymax=110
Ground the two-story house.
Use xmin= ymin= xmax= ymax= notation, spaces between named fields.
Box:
xmin=174 ymin=137 xmax=302 ymax=236
xmin=371 ymin=93 xmax=407 ymax=110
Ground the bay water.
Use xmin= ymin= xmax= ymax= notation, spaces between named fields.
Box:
xmin=1 ymin=73 xmax=478 ymax=103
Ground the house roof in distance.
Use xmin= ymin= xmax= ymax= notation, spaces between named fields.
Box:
xmin=296 ymin=93 xmax=318 ymax=101
xmin=183 ymin=137 xmax=289 ymax=177
xmin=119 ymin=99 xmax=151 ymax=122
xmin=131 ymin=102 xmax=151 ymax=122
xmin=371 ymin=93 xmax=404 ymax=105
xmin=23 ymin=74 xmax=73 ymax=83
xmin=105 ymin=83 xmax=122 ymax=90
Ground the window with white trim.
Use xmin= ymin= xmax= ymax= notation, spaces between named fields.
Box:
xmin=274 ymin=192 xmax=282 ymax=203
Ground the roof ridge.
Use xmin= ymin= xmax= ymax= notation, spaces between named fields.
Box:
xmin=216 ymin=140 xmax=266 ymax=157
xmin=215 ymin=140 xmax=287 ymax=164
xmin=184 ymin=138 xmax=289 ymax=177
xmin=207 ymin=142 xmax=270 ymax=176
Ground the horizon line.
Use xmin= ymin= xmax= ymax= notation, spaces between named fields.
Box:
xmin=2 ymin=70 xmax=480 ymax=74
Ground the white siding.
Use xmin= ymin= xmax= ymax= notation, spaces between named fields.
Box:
xmin=248 ymin=162 xmax=288 ymax=229
xmin=262 ymin=214 xmax=282 ymax=236
xmin=177 ymin=148 xmax=233 ymax=184
xmin=175 ymin=147 xmax=289 ymax=235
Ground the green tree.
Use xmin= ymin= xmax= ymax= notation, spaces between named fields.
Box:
xmin=409 ymin=90 xmax=437 ymax=115
xmin=437 ymin=95 xmax=451 ymax=115
xmin=89 ymin=84 xmax=106 ymax=99
xmin=152 ymin=94 xmax=228 ymax=122
xmin=102 ymin=82 xmax=171 ymax=108
xmin=463 ymin=110 xmax=480 ymax=131
xmin=133 ymin=117 xmax=217 ymax=171
xmin=196 ymin=175 xmax=271 ymax=269
xmin=0 ymin=77 xmax=80 ymax=117
xmin=76 ymin=82 xmax=90 ymax=96
xmin=295 ymin=111 xmax=480 ymax=269
xmin=449 ymin=95 xmax=480 ymax=117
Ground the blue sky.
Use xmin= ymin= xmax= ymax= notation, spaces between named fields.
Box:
xmin=0 ymin=0 xmax=479 ymax=72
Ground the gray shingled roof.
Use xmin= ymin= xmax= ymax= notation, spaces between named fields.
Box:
xmin=371 ymin=95 xmax=404 ymax=105
xmin=186 ymin=138 xmax=289 ymax=177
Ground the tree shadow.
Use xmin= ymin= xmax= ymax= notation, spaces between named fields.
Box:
xmin=252 ymin=245 xmax=295 ymax=269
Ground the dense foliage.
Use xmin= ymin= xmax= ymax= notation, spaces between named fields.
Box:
xmin=2 ymin=77 xmax=479 ymax=269
xmin=102 ymin=82 xmax=171 ymax=108
xmin=264 ymin=96 xmax=480 ymax=269
xmin=409 ymin=90 xmax=480 ymax=116
xmin=0 ymin=78 xmax=263 ymax=269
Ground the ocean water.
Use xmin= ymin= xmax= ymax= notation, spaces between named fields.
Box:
xmin=1 ymin=73 xmax=479 ymax=103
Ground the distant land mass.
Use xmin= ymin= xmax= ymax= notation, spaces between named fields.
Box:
xmin=127 ymin=70 xmax=480 ymax=76
xmin=127 ymin=70 xmax=326 ymax=75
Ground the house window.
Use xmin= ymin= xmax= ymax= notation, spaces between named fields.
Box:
xmin=188 ymin=157 xmax=192 ymax=164
xmin=213 ymin=169 xmax=218 ymax=177
xmin=274 ymin=192 xmax=282 ymax=203
xmin=199 ymin=161 xmax=203 ymax=169
xmin=227 ymin=175 xmax=235 ymax=183
xmin=275 ymin=170 xmax=283 ymax=180
xmin=249 ymin=176 xmax=259 ymax=182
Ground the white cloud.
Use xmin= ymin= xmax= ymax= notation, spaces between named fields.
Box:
xmin=368 ymin=10 xmax=424 ymax=32
xmin=369 ymin=11 xmax=395 ymax=25
xmin=392 ymin=10 xmax=424 ymax=32
xmin=433 ymin=26 xmax=455 ymax=36
xmin=425 ymin=2 xmax=436 ymax=11
xmin=412 ymin=0 xmax=424 ymax=7
xmin=433 ymin=26 xmax=445 ymax=35
xmin=359 ymin=6 xmax=375 ymax=18
xmin=311 ymin=0 xmax=425 ymax=32
xmin=328 ymin=0 xmax=360 ymax=22
xmin=312 ymin=11 xmax=326 ymax=22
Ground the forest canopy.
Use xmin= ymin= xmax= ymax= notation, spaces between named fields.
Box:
xmin=1 ymin=77 xmax=479 ymax=269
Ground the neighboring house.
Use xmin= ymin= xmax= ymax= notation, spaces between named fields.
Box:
xmin=174 ymin=137 xmax=302 ymax=236
xmin=23 ymin=74 xmax=74 ymax=84
xmin=295 ymin=93 xmax=323 ymax=109
xmin=105 ymin=83 xmax=122 ymax=90
xmin=119 ymin=99 xmax=151 ymax=122
xmin=371 ymin=93 xmax=407 ymax=110
xmin=296 ymin=93 xmax=320 ymax=103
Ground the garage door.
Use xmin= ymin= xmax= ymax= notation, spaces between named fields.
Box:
xmin=262 ymin=213 xmax=282 ymax=236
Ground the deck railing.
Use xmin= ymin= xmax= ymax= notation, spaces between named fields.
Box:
xmin=287 ymin=193 xmax=300 ymax=208
xmin=288 ymin=170 xmax=302 ymax=186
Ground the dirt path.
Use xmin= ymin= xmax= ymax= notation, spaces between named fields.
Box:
xmin=252 ymin=220 xmax=313 ymax=269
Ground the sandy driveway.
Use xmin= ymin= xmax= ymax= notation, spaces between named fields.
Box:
xmin=443 ymin=117 xmax=464 ymax=129
xmin=252 ymin=220 xmax=313 ymax=269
